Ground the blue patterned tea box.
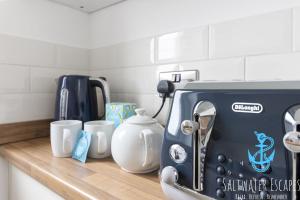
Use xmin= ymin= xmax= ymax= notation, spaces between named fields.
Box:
xmin=106 ymin=103 xmax=136 ymax=127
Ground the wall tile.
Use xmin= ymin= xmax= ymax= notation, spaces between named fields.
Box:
xmin=115 ymin=38 xmax=155 ymax=68
xmin=30 ymin=67 xmax=88 ymax=93
xmin=91 ymin=64 xmax=178 ymax=95
xmin=179 ymin=57 xmax=245 ymax=81
xmin=90 ymin=69 xmax=125 ymax=93
xmin=56 ymin=45 xmax=89 ymax=69
xmin=246 ymin=52 xmax=300 ymax=80
xmin=0 ymin=34 xmax=56 ymax=67
xmin=89 ymin=46 xmax=115 ymax=69
xmin=293 ymin=7 xmax=300 ymax=51
xmin=90 ymin=37 xmax=154 ymax=69
xmin=91 ymin=66 xmax=156 ymax=94
xmin=210 ymin=10 xmax=292 ymax=58
xmin=0 ymin=93 xmax=55 ymax=123
xmin=157 ymin=26 xmax=209 ymax=63
xmin=0 ymin=64 xmax=30 ymax=94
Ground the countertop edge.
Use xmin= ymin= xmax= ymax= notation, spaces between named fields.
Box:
xmin=0 ymin=142 xmax=119 ymax=200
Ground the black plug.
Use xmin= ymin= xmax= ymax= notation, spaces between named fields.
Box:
xmin=153 ymin=80 xmax=175 ymax=118
xmin=157 ymin=80 xmax=175 ymax=98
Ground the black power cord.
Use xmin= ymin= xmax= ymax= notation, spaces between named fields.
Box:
xmin=152 ymin=80 xmax=175 ymax=118
xmin=152 ymin=95 xmax=167 ymax=118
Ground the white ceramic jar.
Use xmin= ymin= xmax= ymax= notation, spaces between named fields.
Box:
xmin=111 ymin=108 xmax=164 ymax=173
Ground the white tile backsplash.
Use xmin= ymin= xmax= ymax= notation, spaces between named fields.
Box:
xmin=246 ymin=52 xmax=300 ymax=80
xmin=0 ymin=33 xmax=89 ymax=123
xmin=156 ymin=26 xmax=209 ymax=63
xmin=30 ymin=67 xmax=88 ymax=93
xmin=89 ymin=46 xmax=116 ymax=69
xmin=293 ymin=7 xmax=300 ymax=51
xmin=91 ymin=63 xmax=180 ymax=95
xmin=0 ymin=64 xmax=30 ymax=94
xmin=210 ymin=10 xmax=292 ymax=58
xmin=179 ymin=57 xmax=245 ymax=81
xmin=115 ymin=38 xmax=155 ymax=68
xmin=2 ymin=7 xmax=300 ymax=124
xmin=88 ymin=8 xmax=300 ymax=125
xmin=91 ymin=69 xmax=125 ymax=93
xmin=56 ymin=45 xmax=89 ymax=69
xmin=92 ymin=66 xmax=157 ymax=94
xmin=90 ymin=37 xmax=154 ymax=69
xmin=0 ymin=34 xmax=56 ymax=67
xmin=0 ymin=93 xmax=55 ymax=124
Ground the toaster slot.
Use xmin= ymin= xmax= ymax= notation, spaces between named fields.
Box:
xmin=193 ymin=101 xmax=216 ymax=192
xmin=193 ymin=114 xmax=201 ymax=191
xmin=284 ymin=106 xmax=300 ymax=200
xmin=181 ymin=101 xmax=216 ymax=192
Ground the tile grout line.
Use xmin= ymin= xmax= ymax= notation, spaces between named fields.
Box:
xmin=243 ymin=57 xmax=247 ymax=81
xmin=0 ymin=62 xmax=89 ymax=72
xmin=208 ymin=25 xmax=212 ymax=59
xmin=89 ymin=49 xmax=294 ymax=72
xmin=29 ymin=67 xmax=32 ymax=93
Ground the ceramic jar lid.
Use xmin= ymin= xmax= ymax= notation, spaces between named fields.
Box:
xmin=126 ymin=108 xmax=157 ymax=125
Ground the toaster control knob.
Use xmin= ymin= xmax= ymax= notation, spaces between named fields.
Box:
xmin=217 ymin=154 xmax=226 ymax=163
xmin=217 ymin=166 xmax=225 ymax=175
xmin=181 ymin=120 xmax=199 ymax=135
xmin=216 ymin=189 xmax=225 ymax=198
xmin=216 ymin=177 xmax=224 ymax=186
xmin=169 ymin=144 xmax=187 ymax=164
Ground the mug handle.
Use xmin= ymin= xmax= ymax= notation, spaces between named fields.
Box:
xmin=97 ymin=131 xmax=107 ymax=154
xmin=63 ymin=129 xmax=72 ymax=154
xmin=142 ymin=129 xmax=154 ymax=167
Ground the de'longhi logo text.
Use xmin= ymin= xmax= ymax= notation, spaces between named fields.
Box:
xmin=248 ymin=131 xmax=275 ymax=173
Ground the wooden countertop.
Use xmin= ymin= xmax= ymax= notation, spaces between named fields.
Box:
xmin=0 ymin=137 xmax=165 ymax=200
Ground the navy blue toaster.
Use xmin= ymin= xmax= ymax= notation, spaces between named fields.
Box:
xmin=160 ymin=81 xmax=300 ymax=200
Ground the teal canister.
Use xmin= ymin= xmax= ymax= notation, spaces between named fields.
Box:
xmin=106 ymin=103 xmax=136 ymax=127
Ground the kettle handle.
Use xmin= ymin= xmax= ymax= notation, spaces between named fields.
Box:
xmin=142 ymin=129 xmax=154 ymax=167
xmin=90 ymin=77 xmax=111 ymax=119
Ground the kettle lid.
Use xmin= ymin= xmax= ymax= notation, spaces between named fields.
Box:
xmin=126 ymin=108 xmax=157 ymax=124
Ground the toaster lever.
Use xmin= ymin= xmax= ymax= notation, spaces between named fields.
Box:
xmin=196 ymin=102 xmax=217 ymax=148
xmin=284 ymin=107 xmax=300 ymax=200
xmin=179 ymin=101 xmax=216 ymax=192
xmin=160 ymin=166 xmax=214 ymax=200
xmin=195 ymin=101 xmax=216 ymax=191
xmin=190 ymin=101 xmax=216 ymax=192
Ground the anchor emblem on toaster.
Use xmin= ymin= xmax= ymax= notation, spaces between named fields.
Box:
xmin=248 ymin=131 xmax=275 ymax=173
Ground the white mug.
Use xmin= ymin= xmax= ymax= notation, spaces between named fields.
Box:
xmin=50 ymin=120 xmax=82 ymax=157
xmin=84 ymin=120 xmax=115 ymax=158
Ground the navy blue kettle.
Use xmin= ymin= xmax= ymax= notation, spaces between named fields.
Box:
xmin=54 ymin=75 xmax=110 ymax=122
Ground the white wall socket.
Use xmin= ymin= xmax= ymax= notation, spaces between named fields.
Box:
xmin=159 ymin=70 xmax=199 ymax=83
xmin=158 ymin=70 xmax=199 ymax=97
